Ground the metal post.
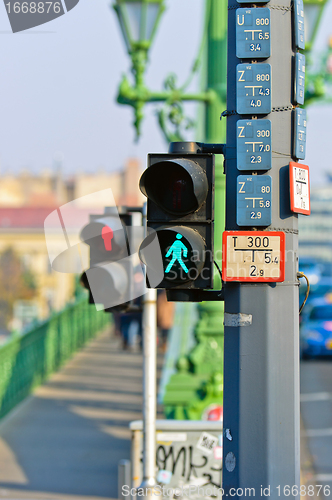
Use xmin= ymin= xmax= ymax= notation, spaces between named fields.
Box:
xmin=131 ymin=428 xmax=141 ymax=491
xmin=222 ymin=0 xmax=300 ymax=496
xmin=118 ymin=459 xmax=131 ymax=500
xmin=140 ymin=203 xmax=157 ymax=494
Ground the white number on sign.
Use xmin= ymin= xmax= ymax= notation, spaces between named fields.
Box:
xmin=257 ymin=129 xmax=270 ymax=138
xmin=248 ymin=236 xmax=270 ymax=248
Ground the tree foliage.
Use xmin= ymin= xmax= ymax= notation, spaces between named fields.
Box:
xmin=0 ymin=248 xmax=36 ymax=331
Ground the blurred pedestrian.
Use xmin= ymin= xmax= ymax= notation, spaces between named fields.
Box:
xmin=157 ymin=290 xmax=175 ymax=352
xmin=120 ymin=296 xmax=142 ymax=350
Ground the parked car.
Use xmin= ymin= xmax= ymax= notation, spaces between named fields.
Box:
xmin=299 ymin=257 xmax=324 ymax=285
xmin=300 ymin=276 xmax=332 ymax=309
xmin=300 ymin=296 xmax=332 ymax=358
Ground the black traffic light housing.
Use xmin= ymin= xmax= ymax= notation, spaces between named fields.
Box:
xmin=139 ymin=142 xmax=215 ymax=291
xmin=80 ymin=207 xmax=143 ymax=313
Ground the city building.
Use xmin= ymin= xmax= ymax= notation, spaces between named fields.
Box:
xmin=0 ymin=158 xmax=144 ymax=331
xmin=0 ymin=158 xmax=144 ymax=208
xmin=299 ymin=177 xmax=332 ymax=262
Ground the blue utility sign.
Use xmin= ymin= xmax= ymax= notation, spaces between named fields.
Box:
xmin=237 ymin=119 xmax=272 ymax=171
xmin=236 ymin=9 xmax=271 ymax=59
xmin=237 ymin=175 xmax=272 ymax=226
xmin=293 ymin=108 xmax=306 ymax=159
xmin=294 ymin=53 xmax=305 ymax=105
xmin=236 ymin=64 xmax=272 ymax=115
xmin=294 ymin=0 xmax=305 ymax=49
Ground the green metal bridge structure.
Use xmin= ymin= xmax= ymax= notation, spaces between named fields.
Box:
xmin=0 ymin=299 xmax=109 ymax=421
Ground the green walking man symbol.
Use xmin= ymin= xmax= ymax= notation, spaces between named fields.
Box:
xmin=165 ymin=233 xmax=189 ymax=274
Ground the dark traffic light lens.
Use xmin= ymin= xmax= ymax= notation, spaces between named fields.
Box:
xmin=140 ymin=159 xmax=208 ymax=216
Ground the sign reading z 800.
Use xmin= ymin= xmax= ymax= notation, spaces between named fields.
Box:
xmin=222 ymin=231 xmax=285 ymax=282
xmin=237 ymin=64 xmax=272 ymax=115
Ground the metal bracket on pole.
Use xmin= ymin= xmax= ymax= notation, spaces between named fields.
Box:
xmin=169 ymin=141 xmax=226 ymax=156
xmin=166 ymin=289 xmax=224 ymax=302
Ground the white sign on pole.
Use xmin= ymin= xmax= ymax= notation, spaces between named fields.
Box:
xmin=289 ymin=161 xmax=310 ymax=215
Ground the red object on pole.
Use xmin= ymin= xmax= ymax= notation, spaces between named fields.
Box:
xmin=102 ymin=225 xmax=114 ymax=251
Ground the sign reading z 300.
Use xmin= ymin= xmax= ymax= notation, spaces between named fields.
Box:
xmin=237 ymin=119 xmax=272 ymax=170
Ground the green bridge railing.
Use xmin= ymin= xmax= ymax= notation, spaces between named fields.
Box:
xmin=0 ymin=299 xmax=109 ymax=420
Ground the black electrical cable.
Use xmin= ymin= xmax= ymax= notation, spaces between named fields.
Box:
xmin=297 ymin=271 xmax=310 ymax=314
xmin=214 ymin=260 xmax=223 ymax=284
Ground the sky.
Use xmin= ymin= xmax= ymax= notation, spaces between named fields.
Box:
xmin=0 ymin=0 xmax=331 ymax=185
xmin=0 ymin=0 xmax=203 ymax=177
xmin=305 ymin=0 xmax=332 ymax=185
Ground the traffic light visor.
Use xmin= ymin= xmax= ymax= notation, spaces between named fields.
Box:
xmin=85 ymin=261 xmax=129 ymax=310
xmin=140 ymin=158 xmax=208 ymax=216
xmin=80 ymin=217 xmax=127 ymax=253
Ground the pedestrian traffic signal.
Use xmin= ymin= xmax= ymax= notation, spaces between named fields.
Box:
xmin=80 ymin=208 xmax=145 ymax=312
xmin=101 ymin=225 xmax=114 ymax=250
xmin=139 ymin=143 xmax=215 ymax=290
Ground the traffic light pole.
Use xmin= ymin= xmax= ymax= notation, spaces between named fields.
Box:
xmin=141 ymin=287 xmax=157 ymax=493
xmin=140 ymin=204 xmax=158 ymax=494
xmin=222 ymin=0 xmax=300 ymax=496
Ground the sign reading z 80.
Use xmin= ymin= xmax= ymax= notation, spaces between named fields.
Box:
xmin=236 ymin=8 xmax=271 ymax=59
xmin=237 ymin=175 xmax=272 ymax=226
xmin=222 ymin=231 xmax=285 ymax=282
xmin=237 ymin=119 xmax=272 ymax=170
xmin=237 ymin=64 xmax=272 ymax=115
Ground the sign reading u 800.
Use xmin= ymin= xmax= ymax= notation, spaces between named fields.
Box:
xmin=237 ymin=64 xmax=272 ymax=115
xmin=236 ymin=8 xmax=271 ymax=59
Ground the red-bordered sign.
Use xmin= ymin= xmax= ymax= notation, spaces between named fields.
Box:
xmin=289 ymin=162 xmax=310 ymax=215
xmin=222 ymin=231 xmax=285 ymax=282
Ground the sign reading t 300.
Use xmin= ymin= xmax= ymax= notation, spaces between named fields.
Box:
xmin=237 ymin=64 xmax=272 ymax=114
xmin=222 ymin=231 xmax=285 ymax=282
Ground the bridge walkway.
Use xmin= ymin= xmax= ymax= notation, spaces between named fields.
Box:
xmin=0 ymin=328 xmax=162 ymax=500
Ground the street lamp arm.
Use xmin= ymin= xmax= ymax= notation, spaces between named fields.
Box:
xmin=117 ymin=73 xmax=217 ymax=139
xmin=157 ymin=104 xmax=191 ymax=143
xmin=117 ymin=74 xmax=216 ymax=105
xmin=149 ymin=90 xmax=216 ymax=103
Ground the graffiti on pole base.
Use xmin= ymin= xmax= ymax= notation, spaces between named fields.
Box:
xmin=155 ymin=431 xmax=222 ymax=499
